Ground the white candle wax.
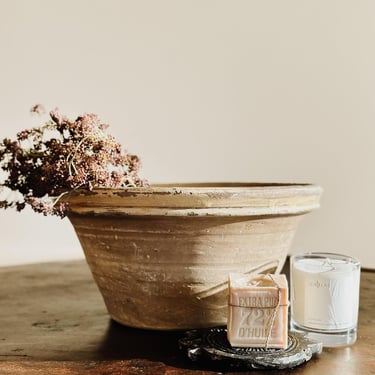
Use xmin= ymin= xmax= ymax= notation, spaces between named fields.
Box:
xmin=291 ymin=256 xmax=360 ymax=331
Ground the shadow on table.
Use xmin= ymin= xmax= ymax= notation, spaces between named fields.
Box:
xmin=94 ymin=319 xmax=197 ymax=369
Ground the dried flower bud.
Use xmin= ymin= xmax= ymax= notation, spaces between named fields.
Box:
xmin=0 ymin=107 xmax=147 ymax=217
xmin=30 ymin=104 xmax=46 ymax=115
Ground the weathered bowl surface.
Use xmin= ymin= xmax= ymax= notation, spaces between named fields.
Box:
xmin=67 ymin=183 xmax=322 ymax=330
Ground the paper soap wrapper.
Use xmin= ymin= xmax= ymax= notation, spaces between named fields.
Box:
xmin=227 ymin=273 xmax=289 ymax=349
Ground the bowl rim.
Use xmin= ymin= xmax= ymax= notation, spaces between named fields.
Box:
xmin=66 ymin=182 xmax=322 ymax=217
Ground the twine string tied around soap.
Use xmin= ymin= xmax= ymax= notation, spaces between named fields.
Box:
xmin=229 ymin=274 xmax=287 ymax=350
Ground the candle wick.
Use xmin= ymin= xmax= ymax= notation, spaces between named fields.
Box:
xmin=322 ymin=258 xmax=335 ymax=272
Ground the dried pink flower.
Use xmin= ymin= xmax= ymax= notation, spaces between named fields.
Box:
xmin=30 ymin=104 xmax=46 ymax=115
xmin=0 ymin=107 xmax=147 ymax=217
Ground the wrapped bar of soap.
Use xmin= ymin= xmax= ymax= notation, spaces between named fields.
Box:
xmin=227 ymin=273 xmax=289 ymax=349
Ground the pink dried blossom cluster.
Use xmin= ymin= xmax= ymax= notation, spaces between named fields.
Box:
xmin=0 ymin=106 xmax=147 ymax=217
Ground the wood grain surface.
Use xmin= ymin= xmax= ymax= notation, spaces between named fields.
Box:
xmin=0 ymin=260 xmax=373 ymax=374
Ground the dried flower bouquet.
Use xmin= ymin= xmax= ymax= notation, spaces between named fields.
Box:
xmin=0 ymin=105 xmax=146 ymax=217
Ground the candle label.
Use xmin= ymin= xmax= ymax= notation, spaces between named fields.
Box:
xmin=303 ymin=275 xmax=356 ymax=330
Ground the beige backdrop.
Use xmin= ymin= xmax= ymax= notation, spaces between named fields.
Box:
xmin=0 ymin=0 xmax=374 ymax=268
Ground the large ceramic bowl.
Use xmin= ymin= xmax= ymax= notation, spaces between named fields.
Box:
xmin=66 ymin=183 xmax=322 ymax=330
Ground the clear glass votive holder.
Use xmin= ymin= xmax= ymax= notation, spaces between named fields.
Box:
xmin=290 ymin=252 xmax=361 ymax=347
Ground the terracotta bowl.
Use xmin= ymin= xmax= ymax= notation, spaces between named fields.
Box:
xmin=66 ymin=183 xmax=322 ymax=330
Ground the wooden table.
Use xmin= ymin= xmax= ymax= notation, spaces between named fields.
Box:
xmin=0 ymin=260 xmax=374 ymax=374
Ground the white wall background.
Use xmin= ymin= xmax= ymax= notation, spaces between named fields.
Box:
xmin=0 ymin=0 xmax=374 ymax=268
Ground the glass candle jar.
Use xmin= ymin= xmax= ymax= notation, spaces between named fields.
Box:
xmin=290 ymin=252 xmax=360 ymax=347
